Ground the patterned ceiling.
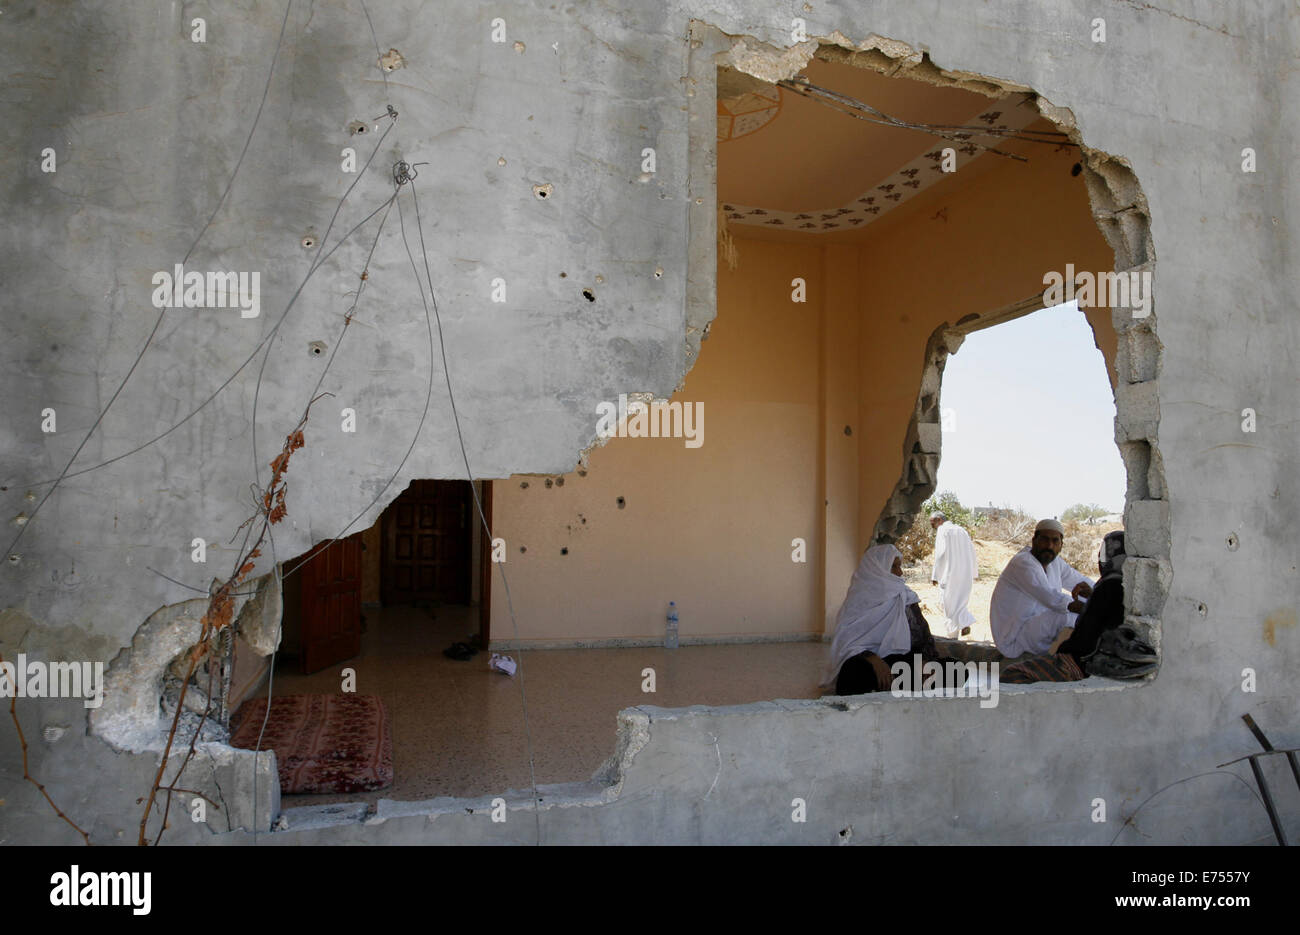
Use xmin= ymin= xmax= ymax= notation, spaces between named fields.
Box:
xmin=722 ymin=94 xmax=1042 ymax=232
xmin=717 ymin=58 xmax=1051 ymax=236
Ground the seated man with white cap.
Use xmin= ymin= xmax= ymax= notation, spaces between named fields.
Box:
xmin=989 ymin=519 xmax=1094 ymax=658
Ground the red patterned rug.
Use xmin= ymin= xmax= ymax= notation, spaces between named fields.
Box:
xmin=229 ymin=694 xmax=393 ymax=795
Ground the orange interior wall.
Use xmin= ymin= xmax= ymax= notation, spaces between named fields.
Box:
xmin=490 ymin=240 xmax=825 ymax=643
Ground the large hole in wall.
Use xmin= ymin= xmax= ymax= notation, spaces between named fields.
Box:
xmin=488 ymin=39 xmax=1167 ymax=710
xmin=362 ymin=32 xmax=1166 ymax=813
xmin=277 ymin=31 xmax=1166 ymax=820
xmin=91 ymin=29 xmax=1167 ymax=833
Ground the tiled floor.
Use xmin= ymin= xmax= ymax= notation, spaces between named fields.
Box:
xmin=273 ymin=604 xmax=827 ymax=809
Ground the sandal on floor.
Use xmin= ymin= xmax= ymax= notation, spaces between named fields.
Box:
xmin=1085 ymin=652 xmax=1157 ymax=679
xmin=443 ymin=642 xmax=474 ymax=661
xmin=1097 ymin=627 xmax=1158 ymax=664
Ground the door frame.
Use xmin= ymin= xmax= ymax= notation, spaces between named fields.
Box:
xmin=477 ymin=480 xmax=492 ymax=648
xmin=379 ymin=480 xmax=475 ymax=606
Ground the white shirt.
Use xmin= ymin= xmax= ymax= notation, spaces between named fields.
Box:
xmin=990 ymin=547 xmax=1092 ymax=657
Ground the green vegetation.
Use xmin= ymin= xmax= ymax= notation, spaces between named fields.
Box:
xmin=1061 ymin=502 xmax=1111 ymax=525
xmin=921 ymin=491 xmax=982 ymax=531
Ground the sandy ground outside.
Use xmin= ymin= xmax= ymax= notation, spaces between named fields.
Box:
xmin=903 ymin=524 xmax=1122 ymax=643
xmin=903 ymin=537 xmax=1019 ymax=643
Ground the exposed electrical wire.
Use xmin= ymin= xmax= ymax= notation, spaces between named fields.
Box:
xmin=10 ymin=84 xmax=395 ymax=503
xmin=246 ymin=191 xmax=400 ymax=840
xmin=4 ymin=0 xmax=297 ymax=561
xmin=22 ymin=0 xmax=546 ymax=847
xmin=1107 ymin=768 xmax=1269 ymax=845
xmin=407 ymin=174 xmax=545 ymax=845
xmin=250 ymin=525 xmax=283 ymax=842
xmin=134 ymin=1 xmax=404 ymax=844
xmin=249 ymin=169 xmax=398 ymax=489
xmin=359 ymin=0 xmax=390 ymax=99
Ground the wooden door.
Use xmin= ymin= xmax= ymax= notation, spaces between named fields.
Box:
xmin=300 ymin=534 xmax=362 ymax=675
xmin=381 ymin=480 xmax=473 ymax=605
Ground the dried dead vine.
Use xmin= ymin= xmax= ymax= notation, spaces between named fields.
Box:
xmin=137 ymin=397 xmax=322 ymax=845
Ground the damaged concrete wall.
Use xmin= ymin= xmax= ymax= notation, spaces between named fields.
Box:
xmin=1 ymin=0 xmax=1297 ymax=844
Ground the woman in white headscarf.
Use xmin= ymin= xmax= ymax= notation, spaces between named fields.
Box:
xmin=825 ymin=543 xmax=937 ymax=695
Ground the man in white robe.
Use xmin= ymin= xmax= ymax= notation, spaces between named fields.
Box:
xmin=990 ymin=519 xmax=1094 ymax=658
xmin=929 ymin=512 xmax=978 ymax=638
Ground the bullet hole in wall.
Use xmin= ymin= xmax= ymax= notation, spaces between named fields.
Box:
xmin=308 ymin=341 xmax=327 ymax=357
xmin=559 ymin=271 xmax=567 ymax=278
xmin=379 ymin=48 xmax=405 ymax=71
xmin=844 ymin=425 xmax=852 ymax=436
xmin=301 ymin=234 xmax=317 ymax=249
xmin=560 ymin=547 xmax=568 ymax=555
xmin=533 ymin=183 xmax=553 ymax=200
xmin=556 ymin=477 xmax=565 ymax=486
xmin=582 ymin=289 xmax=596 ymax=302
xmin=1226 ymin=533 xmax=1239 ymax=551
xmin=519 ymin=545 xmax=527 ymax=553
xmin=513 ymin=40 xmax=526 ymax=53
xmin=654 ymin=267 xmax=663 ymax=279
xmin=545 ymin=478 xmax=553 ymax=488
xmin=577 ymin=468 xmax=587 ymax=476
xmin=594 ymin=274 xmax=604 ymax=284
xmin=1197 ymin=602 xmax=1208 ymax=617
xmin=520 ymin=481 xmax=529 ymax=489
xmin=348 ymin=121 xmax=368 ymax=135
xmin=616 ymin=496 xmax=626 ymax=509
xmin=1071 ymin=162 xmax=1083 ymax=177
xmin=498 ymin=156 xmax=507 ymax=167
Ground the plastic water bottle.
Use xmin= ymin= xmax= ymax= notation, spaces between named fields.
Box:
xmin=666 ymin=601 xmax=679 ymax=649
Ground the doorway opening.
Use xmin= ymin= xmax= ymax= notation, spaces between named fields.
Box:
xmin=224 ymin=479 xmax=495 ymax=807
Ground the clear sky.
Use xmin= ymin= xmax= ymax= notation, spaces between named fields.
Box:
xmin=933 ymin=301 xmax=1126 ymax=520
